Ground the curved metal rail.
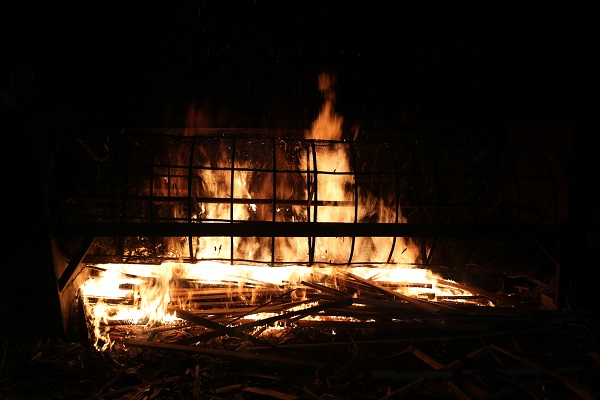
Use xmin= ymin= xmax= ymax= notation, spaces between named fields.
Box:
xmin=48 ymin=131 xmax=561 ymax=270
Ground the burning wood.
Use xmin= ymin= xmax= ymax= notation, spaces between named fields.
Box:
xmin=79 ymin=262 xmax=490 ymax=350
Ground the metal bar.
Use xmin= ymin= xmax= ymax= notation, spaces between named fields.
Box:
xmin=411 ymin=144 xmax=429 ymax=264
xmin=50 ymin=221 xmax=563 ymax=238
xmin=188 ymin=135 xmax=197 ymax=260
xmin=511 ymin=149 xmax=523 ymax=222
xmin=348 ymin=141 xmax=358 ymax=264
xmin=148 ymin=135 xmax=160 ymax=259
xmin=309 ymin=140 xmax=318 ymax=264
xmin=388 ymin=142 xmax=399 ymax=263
xmin=426 ymin=142 xmax=440 ymax=266
xmin=230 ymin=138 xmax=235 ymax=264
xmin=58 ymin=195 xmax=541 ymax=209
xmin=271 ymin=137 xmax=276 ymax=266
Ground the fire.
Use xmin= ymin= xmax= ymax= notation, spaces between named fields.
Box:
xmin=305 ymin=72 xmax=343 ymax=141
xmin=79 ymin=72 xmax=477 ymax=350
xmin=81 ymin=262 xmax=472 ymax=350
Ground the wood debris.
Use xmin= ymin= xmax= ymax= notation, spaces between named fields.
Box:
xmin=76 ymin=272 xmax=600 ymax=398
xmin=3 ymin=271 xmax=598 ymax=399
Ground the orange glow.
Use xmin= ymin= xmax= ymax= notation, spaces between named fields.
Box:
xmin=79 ymin=71 xmax=478 ymax=350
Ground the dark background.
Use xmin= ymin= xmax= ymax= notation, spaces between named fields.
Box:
xmin=5 ymin=1 xmax=596 ymax=129
xmin=2 ymin=1 xmax=598 ymax=340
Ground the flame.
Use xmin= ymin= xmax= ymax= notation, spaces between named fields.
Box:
xmin=80 ymin=262 xmax=472 ymax=350
xmin=80 ymin=71 xmax=477 ymax=350
xmin=80 ymin=262 xmax=469 ymax=345
xmin=305 ymin=72 xmax=343 ymax=141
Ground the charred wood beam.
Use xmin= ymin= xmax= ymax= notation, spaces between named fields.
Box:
xmin=293 ymin=320 xmax=491 ymax=332
xmin=242 ymin=386 xmax=298 ymax=400
xmin=407 ymin=345 xmax=446 ymax=369
xmin=57 ymin=236 xmax=94 ymax=291
xmin=50 ymin=221 xmax=563 ymax=238
xmin=123 ymin=339 xmax=324 ymax=368
xmin=446 ymin=380 xmax=472 ymax=400
xmin=308 ymin=306 xmax=589 ymax=324
xmin=247 ymin=326 xmax=556 ymax=352
xmin=378 ymin=378 xmax=426 ymax=399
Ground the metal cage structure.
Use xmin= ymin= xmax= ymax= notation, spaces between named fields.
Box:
xmin=46 ymin=129 xmax=565 ymax=335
